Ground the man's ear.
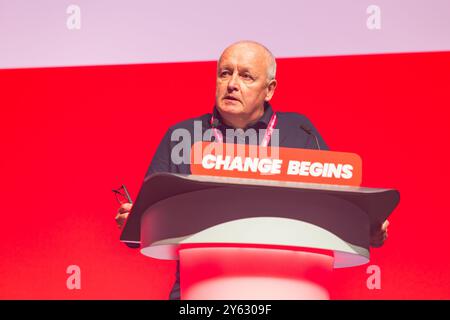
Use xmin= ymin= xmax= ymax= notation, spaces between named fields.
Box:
xmin=265 ymin=79 xmax=277 ymax=101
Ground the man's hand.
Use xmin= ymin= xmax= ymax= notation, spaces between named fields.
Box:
xmin=370 ymin=220 xmax=389 ymax=247
xmin=115 ymin=202 xmax=132 ymax=229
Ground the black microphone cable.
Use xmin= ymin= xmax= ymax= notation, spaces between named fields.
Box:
xmin=300 ymin=125 xmax=321 ymax=150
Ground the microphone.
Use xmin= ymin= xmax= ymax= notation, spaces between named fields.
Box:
xmin=300 ymin=125 xmax=321 ymax=150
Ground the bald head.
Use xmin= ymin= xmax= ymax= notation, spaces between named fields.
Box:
xmin=218 ymin=41 xmax=277 ymax=81
xmin=215 ymin=41 xmax=278 ymax=129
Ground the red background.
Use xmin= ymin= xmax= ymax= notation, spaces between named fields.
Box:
xmin=1 ymin=51 xmax=449 ymax=299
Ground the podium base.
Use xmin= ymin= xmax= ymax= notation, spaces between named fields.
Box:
xmin=179 ymin=246 xmax=334 ymax=300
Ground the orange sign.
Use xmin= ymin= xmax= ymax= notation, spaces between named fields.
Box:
xmin=190 ymin=142 xmax=362 ymax=186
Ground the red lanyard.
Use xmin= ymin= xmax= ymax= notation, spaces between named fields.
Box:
xmin=210 ymin=112 xmax=277 ymax=147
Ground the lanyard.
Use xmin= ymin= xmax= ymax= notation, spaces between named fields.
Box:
xmin=210 ymin=112 xmax=277 ymax=147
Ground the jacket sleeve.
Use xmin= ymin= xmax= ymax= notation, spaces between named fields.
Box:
xmin=145 ymin=128 xmax=173 ymax=177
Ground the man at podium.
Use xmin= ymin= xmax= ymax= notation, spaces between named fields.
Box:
xmin=115 ymin=40 xmax=388 ymax=300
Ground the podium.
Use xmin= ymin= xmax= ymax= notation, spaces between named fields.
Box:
xmin=120 ymin=173 xmax=399 ymax=299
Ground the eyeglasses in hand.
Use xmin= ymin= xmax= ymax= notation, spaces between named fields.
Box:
xmin=112 ymin=184 xmax=133 ymax=205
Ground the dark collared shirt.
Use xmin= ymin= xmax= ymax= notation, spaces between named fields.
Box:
xmin=145 ymin=102 xmax=329 ymax=299
xmin=147 ymin=103 xmax=328 ymax=176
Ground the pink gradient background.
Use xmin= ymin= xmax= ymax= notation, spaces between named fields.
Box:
xmin=1 ymin=0 xmax=450 ymax=69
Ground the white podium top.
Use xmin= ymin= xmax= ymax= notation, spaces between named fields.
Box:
xmin=121 ymin=173 xmax=399 ymax=268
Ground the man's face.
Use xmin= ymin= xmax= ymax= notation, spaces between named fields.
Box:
xmin=215 ymin=44 xmax=276 ymax=119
